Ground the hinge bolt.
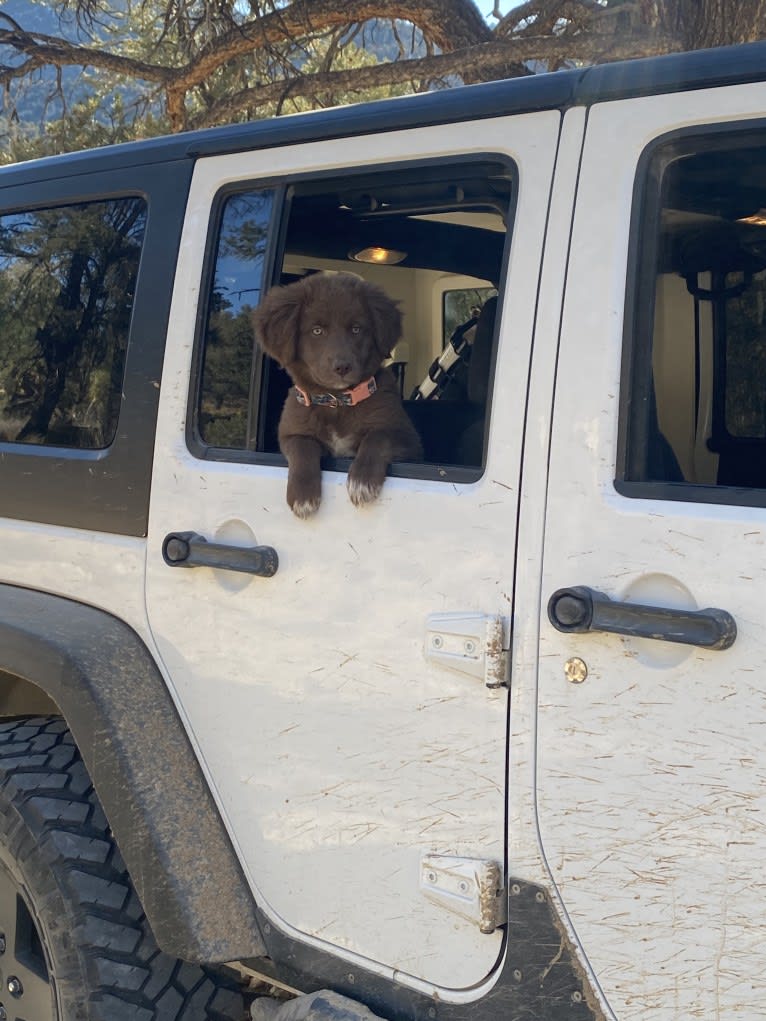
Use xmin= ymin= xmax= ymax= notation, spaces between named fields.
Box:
xmin=431 ymin=635 xmax=443 ymax=649
xmin=464 ymin=639 xmax=476 ymax=654
xmin=7 ymin=977 xmax=22 ymax=997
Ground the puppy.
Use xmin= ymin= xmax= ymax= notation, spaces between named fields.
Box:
xmin=253 ymin=273 xmax=423 ymax=517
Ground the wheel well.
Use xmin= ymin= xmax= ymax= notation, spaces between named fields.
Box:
xmin=0 ymin=670 xmax=59 ymax=718
xmin=0 ymin=584 xmax=265 ymax=965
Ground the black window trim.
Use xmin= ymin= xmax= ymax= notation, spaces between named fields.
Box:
xmin=616 ymin=116 xmax=766 ymax=509
xmin=187 ymin=152 xmax=517 ymax=487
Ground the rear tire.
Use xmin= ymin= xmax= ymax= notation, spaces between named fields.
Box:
xmin=0 ymin=716 xmax=245 ymax=1020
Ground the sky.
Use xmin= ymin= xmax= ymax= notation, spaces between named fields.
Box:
xmin=475 ymin=1 xmax=501 ymax=22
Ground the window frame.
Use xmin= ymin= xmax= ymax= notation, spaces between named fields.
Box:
xmin=187 ymin=153 xmax=516 ymax=486
xmin=616 ymin=118 xmax=766 ymax=508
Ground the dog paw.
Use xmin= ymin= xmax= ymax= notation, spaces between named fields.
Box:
xmin=347 ymin=475 xmax=383 ymax=507
xmin=290 ymin=496 xmax=321 ymax=518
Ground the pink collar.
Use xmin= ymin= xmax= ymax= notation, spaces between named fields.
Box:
xmin=294 ymin=376 xmax=377 ymax=408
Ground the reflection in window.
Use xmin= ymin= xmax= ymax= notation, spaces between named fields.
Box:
xmin=725 ymin=270 xmax=766 ymax=438
xmin=443 ymin=287 xmax=497 ymax=348
xmin=199 ymin=190 xmax=274 ymax=448
xmin=0 ymin=198 xmax=146 ymax=449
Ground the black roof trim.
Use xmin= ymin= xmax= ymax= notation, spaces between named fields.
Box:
xmin=576 ymin=39 xmax=766 ymax=105
xmin=2 ymin=40 xmax=766 ymax=187
xmin=0 ymin=72 xmax=575 ymax=188
xmin=183 ymin=70 xmax=575 ymax=159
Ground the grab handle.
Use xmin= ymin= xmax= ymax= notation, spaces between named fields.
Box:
xmin=162 ymin=532 xmax=279 ymax=577
xmin=547 ymin=586 xmax=736 ymax=650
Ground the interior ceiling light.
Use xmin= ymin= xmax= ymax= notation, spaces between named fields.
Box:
xmin=349 ymin=246 xmax=407 ymax=265
xmin=737 ymin=209 xmax=766 ymax=227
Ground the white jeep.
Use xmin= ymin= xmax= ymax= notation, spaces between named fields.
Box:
xmin=0 ymin=37 xmax=765 ymax=1021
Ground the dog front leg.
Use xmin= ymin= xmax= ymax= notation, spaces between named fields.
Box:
xmin=347 ymin=431 xmax=402 ymax=507
xmin=281 ymin=435 xmax=323 ymax=517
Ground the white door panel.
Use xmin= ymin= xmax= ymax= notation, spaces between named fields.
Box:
xmin=539 ymin=83 xmax=766 ymax=1020
xmin=145 ymin=113 xmax=561 ymax=992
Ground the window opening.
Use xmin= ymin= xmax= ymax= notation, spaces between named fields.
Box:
xmin=0 ymin=197 xmax=146 ymax=449
xmin=196 ymin=161 xmax=513 ymax=476
xmin=622 ymin=134 xmax=766 ymax=499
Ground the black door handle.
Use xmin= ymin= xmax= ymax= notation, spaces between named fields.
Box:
xmin=162 ymin=532 xmax=279 ymax=577
xmin=548 ymin=586 xmax=736 ymax=650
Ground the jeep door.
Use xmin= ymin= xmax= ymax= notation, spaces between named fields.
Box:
xmin=144 ymin=111 xmax=563 ymax=993
xmin=536 ymin=82 xmax=766 ymax=1018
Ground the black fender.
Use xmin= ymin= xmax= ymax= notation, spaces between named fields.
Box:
xmin=0 ymin=583 xmax=265 ymax=964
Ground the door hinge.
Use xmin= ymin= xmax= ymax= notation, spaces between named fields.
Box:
xmin=425 ymin=613 xmax=510 ymax=689
xmin=420 ymin=854 xmax=507 ymax=933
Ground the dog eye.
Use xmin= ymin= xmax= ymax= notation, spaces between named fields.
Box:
xmin=350 ymin=325 xmax=361 ymax=334
xmin=311 ymin=326 xmax=324 ymax=336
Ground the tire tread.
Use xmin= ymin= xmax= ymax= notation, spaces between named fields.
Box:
xmin=0 ymin=716 xmax=245 ymax=1020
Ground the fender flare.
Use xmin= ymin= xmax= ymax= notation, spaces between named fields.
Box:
xmin=0 ymin=584 xmax=265 ymax=964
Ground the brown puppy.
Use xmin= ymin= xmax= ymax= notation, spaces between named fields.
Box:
xmin=253 ymin=273 xmax=422 ymax=517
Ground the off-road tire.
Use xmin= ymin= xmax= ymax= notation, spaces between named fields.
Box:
xmin=0 ymin=715 xmax=246 ymax=1020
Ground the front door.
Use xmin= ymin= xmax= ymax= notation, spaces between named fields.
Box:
xmin=538 ymin=84 xmax=766 ymax=1018
xmin=144 ymin=112 xmax=562 ymax=991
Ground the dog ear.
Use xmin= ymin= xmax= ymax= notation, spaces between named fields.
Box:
xmin=361 ymin=280 xmax=402 ymax=359
xmin=252 ymin=283 xmax=304 ymax=367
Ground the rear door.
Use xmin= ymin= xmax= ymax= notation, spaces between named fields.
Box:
xmin=144 ymin=112 xmax=563 ymax=991
xmin=538 ymin=83 xmax=766 ymax=1019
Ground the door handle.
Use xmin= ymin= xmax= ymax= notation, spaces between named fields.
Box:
xmin=162 ymin=531 xmax=279 ymax=577
xmin=547 ymin=586 xmax=736 ymax=650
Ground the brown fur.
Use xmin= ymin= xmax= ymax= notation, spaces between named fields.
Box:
xmin=252 ymin=273 xmax=422 ymax=517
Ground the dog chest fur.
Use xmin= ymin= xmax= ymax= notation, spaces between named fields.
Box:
xmin=325 ymin=428 xmax=359 ymax=458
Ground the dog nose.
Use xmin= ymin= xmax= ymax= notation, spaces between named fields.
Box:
xmin=334 ymin=361 xmax=353 ymax=378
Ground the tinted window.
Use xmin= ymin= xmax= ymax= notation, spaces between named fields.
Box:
xmin=0 ymin=198 xmax=146 ymax=448
xmin=198 ymin=190 xmax=275 ymax=448
xmin=443 ymin=287 xmax=497 ymax=347
xmin=724 ymin=271 xmax=766 ymax=438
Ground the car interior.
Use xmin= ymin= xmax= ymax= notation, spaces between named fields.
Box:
xmin=634 ymin=136 xmax=766 ymax=492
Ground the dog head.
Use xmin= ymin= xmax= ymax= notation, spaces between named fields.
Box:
xmin=252 ymin=272 xmax=401 ymax=392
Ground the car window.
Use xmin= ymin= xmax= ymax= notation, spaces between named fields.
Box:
xmin=0 ymin=198 xmax=147 ymax=449
xmin=620 ymin=129 xmax=766 ymax=503
xmin=198 ymin=190 xmax=275 ymax=449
